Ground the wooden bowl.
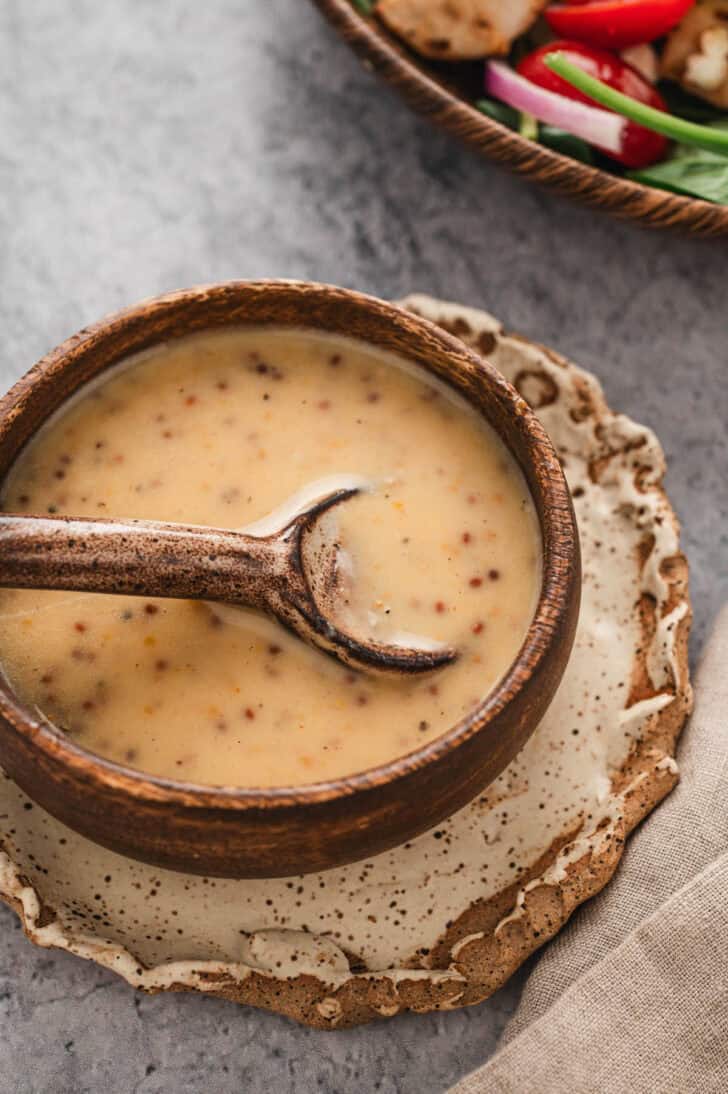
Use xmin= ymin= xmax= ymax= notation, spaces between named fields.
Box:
xmin=312 ymin=0 xmax=728 ymax=237
xmin=0 ymin=281 xmax=580 ymax=878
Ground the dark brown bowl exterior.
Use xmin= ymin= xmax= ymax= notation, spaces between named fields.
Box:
xmin=312 ymin=0 xmax=728 ymax=237
xmin=0 ymin=281 xmax=580 ymax=877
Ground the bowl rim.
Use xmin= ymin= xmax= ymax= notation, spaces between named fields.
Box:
xmin=311 ymin=0 xmax=728 ymax=236
xmin=0 ymin=279 xmax=578 ymax=814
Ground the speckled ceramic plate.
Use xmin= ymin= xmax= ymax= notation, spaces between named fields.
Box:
xmin=0 ymin=297 xmax=692 ymax=1028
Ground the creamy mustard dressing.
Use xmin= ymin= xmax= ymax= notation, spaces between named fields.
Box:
xmin=0 ymin=329 xmax=540 ymax=787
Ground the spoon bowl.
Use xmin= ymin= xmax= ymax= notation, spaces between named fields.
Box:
xmin=0 ymin=487 xmax=456 ymax=675
xmin=0 ymin=281 xmax=580 ymax=877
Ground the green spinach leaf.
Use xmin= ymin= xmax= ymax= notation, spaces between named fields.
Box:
xmin=629 ymin=121 xmax=728 ymax=205
xmin=476 ymin=99 xmax=595 ymax=166
xmin=538 ymin=125 xmax=594 ymax=165
xmin=475 ymin=97 xmax=521 ymax=130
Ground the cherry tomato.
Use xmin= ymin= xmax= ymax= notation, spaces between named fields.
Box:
xmin=517 ymin=41 xmax=669 ymax=167
xmin=544 ymin=0 xmax=696 ymax=50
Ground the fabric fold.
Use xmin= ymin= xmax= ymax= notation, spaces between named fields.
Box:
xmin=450 ymin=605 xmax=728 ymax=1094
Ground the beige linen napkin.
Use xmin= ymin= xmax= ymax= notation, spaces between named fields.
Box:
xmin=450 ymin=606 xmax=728 ymax=1094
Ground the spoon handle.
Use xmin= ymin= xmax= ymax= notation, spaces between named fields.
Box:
xmin=0 ymin=514 xmax=285 ymax=608
xmin=0 ymin=500 xmax=457 ymax=675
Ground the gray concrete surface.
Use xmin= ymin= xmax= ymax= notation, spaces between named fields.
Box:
xmin=0 ymin=1 xmax=726 ymax=1091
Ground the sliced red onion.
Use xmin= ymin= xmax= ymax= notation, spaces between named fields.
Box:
xmin=485 ymin=61 xmax=626 ymax=156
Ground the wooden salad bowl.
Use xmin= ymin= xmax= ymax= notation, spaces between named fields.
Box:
xmin=0 ymin=281 xmax=580 ymax=878
xmin=312 ymin=0 xmax=728 ymax=237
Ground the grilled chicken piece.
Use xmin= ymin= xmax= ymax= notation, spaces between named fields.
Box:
xmin=376 ymin=0 xmax=548 ymax=61
xmin=661 ymin=0 xmax=728 ymax=108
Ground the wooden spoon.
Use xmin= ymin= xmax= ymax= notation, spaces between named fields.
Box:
xmin=0 ymin=486 xmax=456 ymax=675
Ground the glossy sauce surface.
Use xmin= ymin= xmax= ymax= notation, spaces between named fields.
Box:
xmin=0 ymin=329 xmax=540 ymax=787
